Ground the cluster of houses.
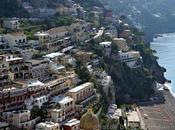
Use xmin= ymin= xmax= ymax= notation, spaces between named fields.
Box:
xmin=107 ymin=104 xmax=142 ymax=129
xmin=0 ymin=0 xmax=145 ymax=129
xmin=0 ymin=50 xmax=99 ymax=129
xmin=0 ymin=19 xmax=98 ymax=130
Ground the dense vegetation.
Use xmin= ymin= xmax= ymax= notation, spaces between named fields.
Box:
xmin=0 ymin=0 xmax=29 ymax=18
xmin=88 ymin=27 xmax=158 ymax=102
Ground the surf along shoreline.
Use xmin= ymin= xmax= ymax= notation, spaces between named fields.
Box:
xmin=151 ymin=33 xmax=175 ymax=96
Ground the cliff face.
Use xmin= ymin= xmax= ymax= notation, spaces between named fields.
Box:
xmin=150 ymin=60 xmax=166 ymax=84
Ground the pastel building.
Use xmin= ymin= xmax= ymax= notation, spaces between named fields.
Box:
xmin=47 ymin=75 xmax=76 ymax=97
xmin=126 ymin=111 xmax=141 ymax=129
xmin=35 ymin=26 xmax=70 ymax=52
xmin=52 ymin=95 xmax=75 ymax=118
xmin=66 ymin=82 xmax=94 ymax=104
xmin=4 ymin=55 xmax=31 ymax=80
xmin=113 ymin=38 xmax=129 ymax=52
xmin=69 ymin=21 xmax=89 ymax=43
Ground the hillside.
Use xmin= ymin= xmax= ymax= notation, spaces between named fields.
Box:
xmin=0 ymin=0 xmax=29 ymax=18
xmin=100 ymin=0 xmax=175 ymax=40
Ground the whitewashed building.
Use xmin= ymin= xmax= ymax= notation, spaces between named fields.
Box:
xmin=99 ymin=41 xmax=112 ymax=57
xmin=118 ymin=51 xmax=142 ymax=68
xmin=36 ymin=121 xmax=60 ymax=130
xmin=50 ymin=109 xmax=65 ymax=123
xmin=52 ymin=95 xmax=75 ymax=118
xmin=5 ymin=32 xmax=27 ymax=46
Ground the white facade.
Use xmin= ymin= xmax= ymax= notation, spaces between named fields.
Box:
xmin=49 ymin=62 xmax=66 ymax=74
xmin=50 ymin=109 xmax=65 ymax=123
xmin=95 ymin=71 xmax=115 ymax=104
xmin=52 ymin=95 xmax=75 ymax=118
xmin=99 ymin=41 xmax=111 ymax=57
xmin=118 ymin=51 xmax=142 ymax=68
xmin=118 ymin=51 xmax=141 ymax=61
xmin=64 ymin=119 xmax=80 ymax=130
xmin=35 ymin=95 xmax=49 ymax=108
xmin=43 ymin=52 xmax=65 ymax=62
xmin=5 ymin=32 xmax=27 ymax=46
xmin=3 ymin=19 xmax=20 ymax=29
xmin=36 ymin=121 xmax=60 ymax=130
xmin=107 ymin=104 xmax=122 ymax=119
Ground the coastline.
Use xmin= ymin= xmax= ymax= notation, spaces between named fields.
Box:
xmin=151 ymin=33 xmax=175 ymax=97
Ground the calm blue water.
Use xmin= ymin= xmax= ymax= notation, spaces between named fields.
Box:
xmin=151 ymin=33 xmax=175 ymax=95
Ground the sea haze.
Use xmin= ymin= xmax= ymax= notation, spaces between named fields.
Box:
xmin=151 ymin=33 xmax=175 ymax=96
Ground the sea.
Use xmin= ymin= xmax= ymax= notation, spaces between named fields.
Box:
xmin=151 ymin=33 xmax=175 ymax=96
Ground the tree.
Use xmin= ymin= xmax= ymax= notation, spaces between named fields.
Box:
xmin=31 ymin=105 xmax=40 ymax=119
xmin=31 ymin=105 xmax=48 ymax=119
